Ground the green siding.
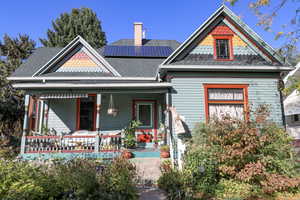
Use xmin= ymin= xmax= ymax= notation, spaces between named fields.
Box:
xmin=45 ymin=93 xmax=164 ymax=134
xmin=170 ymin=72 xmax=283 ymax=131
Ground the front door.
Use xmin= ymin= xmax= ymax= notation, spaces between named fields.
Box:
xmin=133 ymin=100 xmax=157 ymax=144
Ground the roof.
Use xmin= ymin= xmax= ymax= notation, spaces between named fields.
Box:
xmin=160 ymin=5 xmax=292 ymax=71
xmin=110 ymin=39 xmax=181 ymax=51
xmin=103 ymin=45 xmax=173 ymax=58
xmin=10 ymin=42 xmax=171 ymax=78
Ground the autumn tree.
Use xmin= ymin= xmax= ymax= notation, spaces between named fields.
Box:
xmin=40 ymin=7 xmax=107 ymax=48
xmin=227 ymin=0 xmax=300 ymax=63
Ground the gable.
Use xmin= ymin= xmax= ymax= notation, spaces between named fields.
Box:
xmin=174 ymin=20 xmax=273 ymax=66
xmin=54 ymin=46 xmax=110 ymax=73
xmin=161 ymin=5 xmax=290 ymax=69
xmin=34 ymin=36 xmax=121 ymax=77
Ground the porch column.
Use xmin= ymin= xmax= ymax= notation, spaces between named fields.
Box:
xmin=95 ymin=94 xmax=101 ymax=153
xmin=165 ymin=90 xmax=172 ymax=144
xmin=21 ymin=94 xmax=30 ymax=154
xmin=43 ymin=100 xmax=49 ymax=131
xmin=38 ymin=99 xmax=44 ymax=134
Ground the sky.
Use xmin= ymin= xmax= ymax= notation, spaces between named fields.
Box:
xmin=0 ymin=0 xmax=296 ymax=49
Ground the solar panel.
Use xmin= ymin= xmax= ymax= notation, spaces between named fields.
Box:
xmin=103 ymin=45 xmax=173 ymax=57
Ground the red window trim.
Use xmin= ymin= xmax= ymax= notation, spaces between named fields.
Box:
xmin=213 ymin=35 xmax=234 ymax=61
xmin=204 ymin=84 xmax=249 ymax=122
xmin=76 ymin=94 xmax=97 ymax=131
xmin=132 ymin=99 xmax=158 ymax=141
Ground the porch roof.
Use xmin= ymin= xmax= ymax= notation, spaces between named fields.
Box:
xmin=12 ymin=82 xmax=172 ymax=89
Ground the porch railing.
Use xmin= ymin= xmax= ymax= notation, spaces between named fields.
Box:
xmin=24 ymin=134 xmax=122 ymax=154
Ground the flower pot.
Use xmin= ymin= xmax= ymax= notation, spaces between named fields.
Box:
xmin=160 ymin=151 xmax=170 ymax=158
xmin=122 ymin=151 xmax=133 ymax=159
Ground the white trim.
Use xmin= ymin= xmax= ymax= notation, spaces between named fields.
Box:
xmin=33 ymin=36 xmax=121 ymax=77
xmin=160 ymin=65 xmax=293 ymax=71
xmin=136 ymin=102 xmax=153 ymax=129
xmin=12 ymin=82 xmax=172 ymax=89
xmin=7 ymin=77 xmax=156 ymax=81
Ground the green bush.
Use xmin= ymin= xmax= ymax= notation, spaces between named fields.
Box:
xmin=157 ymin=167 xmax=187 ymax=200
xmin=214 ymin=179 xmax=255 ymax=200
xmin=0 ymin=157 xmax=138 ymax=200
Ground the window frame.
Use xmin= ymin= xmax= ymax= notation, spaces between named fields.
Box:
xmin=213 ymin=35 xmax=234 ymax=61
xmin=76 ymin=94 xmax=97 ymax=131
xmin=204 ymin=84 xmax=249 ymax=122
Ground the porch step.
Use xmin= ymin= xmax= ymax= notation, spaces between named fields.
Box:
xmin=131 ymin=157 xmax=167 ymax=183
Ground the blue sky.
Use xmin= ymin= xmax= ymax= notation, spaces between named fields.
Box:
xmin=0 ymin=0 xmax=296 ymax=49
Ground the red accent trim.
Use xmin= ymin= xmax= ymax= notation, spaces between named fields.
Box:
xmin=213 ymin=35 xmax=234 ymax=61
xmin=26 ymin=136 xmax=60 ymax=139
xmin=203 ymin=84 xmax=249 ymax=122
xmin=211 ymin=25 xmax=234 ymax=35
xmin=224 ymin=16 xmax=278 ymax=64
xmin=26 ymin=150 xmax=121 ymax=154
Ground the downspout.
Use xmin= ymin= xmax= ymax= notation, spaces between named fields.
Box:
xmin=279 ymin=73 xmax=286 ymax=129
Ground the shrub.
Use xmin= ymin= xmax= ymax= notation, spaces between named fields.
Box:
xmin=157 ymin=167 xmax=187 ymax=200
xmin=214 ymin=179 xmax=255 ymax=200
xmin=179 ymin=105 xmax=300 ymax=199
xmin=0 ymin=157 xmax=138 ymax=200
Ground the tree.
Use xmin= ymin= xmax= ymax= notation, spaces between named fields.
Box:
xmin=40 ymin=7 xmax=107 ymax=48
xmin=0 ymin=34 xmax=35 ymax=158
xmin=226 ymin=0 xmax=300 ymax=61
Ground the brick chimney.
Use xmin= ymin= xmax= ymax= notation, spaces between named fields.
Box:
xmin=134 ymin=22 xmax=143 ymax=46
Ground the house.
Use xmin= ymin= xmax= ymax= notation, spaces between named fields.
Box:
xmin=8 ymin=5 xmax=292 ymax=161
xmin=283 ymin=63 xmax=300 ymax=151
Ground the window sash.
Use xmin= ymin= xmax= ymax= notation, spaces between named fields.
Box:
xmin=208 ymin=104 xmax=244 ymax=120
xmin=136 ymin=103 xmax=153 ymax=128
xmin=216 ymin=39 xmax=230 ymax=59
xmin=208 ymin=88 xmax=244 ymax=101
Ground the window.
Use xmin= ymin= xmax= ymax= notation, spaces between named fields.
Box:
xmin=216 ymin=39 xmax=230 ymax=59
xmin=136 ymin=103 xmax=153 ymax=128
xmin=213 ymin=36 xmax=233 ymax=60
xmin=29 ymin=97 xmax=40 ymax=132
xmin=204 ymin=84 xmax=248 ymax=121
xmin=76 ymin=95 xmax=96 ymax=131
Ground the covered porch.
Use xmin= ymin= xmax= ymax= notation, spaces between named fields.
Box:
xmin=21 ymin=88 xmax=171 ymax=159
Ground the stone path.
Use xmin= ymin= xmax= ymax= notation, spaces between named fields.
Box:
xmin=130 ymin=158 xmax=167 ymax=199
xmin=131 ymin=157 xmax=163 ymax=183
xmin=138 ymin=187 xmax=167 ymax=200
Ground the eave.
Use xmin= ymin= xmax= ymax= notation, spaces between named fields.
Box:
xmin=11 ymin=82 xmax=172 ymax=89
xmin=160 ymin=65 xmax=294 ymax=72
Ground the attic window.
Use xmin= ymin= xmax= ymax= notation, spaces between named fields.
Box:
xmin=213 ymin=36 xmax=233 ymax=60
xmin=216 ymin=39 xmax=229 ymax=59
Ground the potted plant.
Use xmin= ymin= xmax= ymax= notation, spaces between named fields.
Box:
xmin=121 ymin=149 xmax=133 ymax=159
xmin=160 ymin=145 xmax=170 ymax=158
xmin=123 ymin=120 xmax=141 ymax=149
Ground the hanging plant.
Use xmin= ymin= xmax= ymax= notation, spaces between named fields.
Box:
xmin=107 ymin=94 xmax=118 ymax=117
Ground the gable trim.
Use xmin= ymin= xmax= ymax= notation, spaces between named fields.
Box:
xmin=160 ymin=5 xmax=287 ymax=67
xmin=33 ymin=36 xmax=121 ymax=77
